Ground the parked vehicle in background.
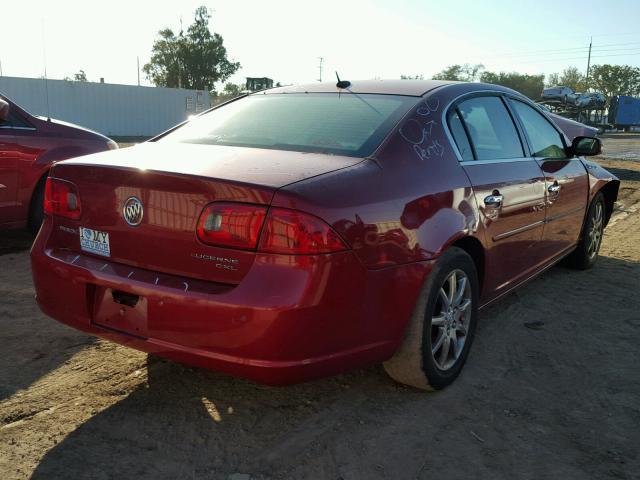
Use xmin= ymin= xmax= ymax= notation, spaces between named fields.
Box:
xmin=32 ymin=80 xmax=619 ymax=390
xmin=609 ymin=95 xmax=640 ymax=130
xmin=567 ymin=92 xmax=606 ymax=109
xmin=535 ymin=103 xmax=552 ymax=113
xmin=0 ymin=94 xmax=117 ymax=231
xmin=541 ymin=86 xmax=574 ymax=102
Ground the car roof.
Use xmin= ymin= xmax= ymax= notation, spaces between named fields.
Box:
xmin=261 ymin=79 xmax=457 ymax=97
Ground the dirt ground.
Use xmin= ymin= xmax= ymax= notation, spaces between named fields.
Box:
xmin=1 ymin=136 xmax=639 ymax=480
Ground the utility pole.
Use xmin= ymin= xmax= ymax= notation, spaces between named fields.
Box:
xmin=136 ymin=56 xmax=140 ymax=86
xmin=585 ymin=36 xmax=593 ymax=88
xmin=318 ymin=57 xmax=323 ymax=82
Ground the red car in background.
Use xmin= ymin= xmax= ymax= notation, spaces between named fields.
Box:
xmin=0 ymin=94 xmax=117 ymax=231
xmin=31 ymin=80 xmax=619 ymax=390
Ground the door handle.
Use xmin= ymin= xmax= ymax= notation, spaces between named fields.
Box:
xmin=548 ymin=182 xmax=561 ymax=194
xmin=484 ymin=192 xmax=504 ymax=208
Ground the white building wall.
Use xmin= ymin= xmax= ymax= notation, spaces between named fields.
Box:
xmin=0 ymin=76 xmax=210 ymax=137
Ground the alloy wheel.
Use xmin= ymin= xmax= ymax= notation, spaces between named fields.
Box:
xmin=587 ymin=201 xmax=604 ymax=259
xmin=430 ymin=269 xmax=472 ymax=371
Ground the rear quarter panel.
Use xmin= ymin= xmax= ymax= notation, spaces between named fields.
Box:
xmin=271 ymin=84 xmax=487 ymax=344
xmin=272 ymin=85 xmax=483 ymax=269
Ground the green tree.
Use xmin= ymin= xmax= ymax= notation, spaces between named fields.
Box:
xmin=546 ymin=67 xmax=586 ymax=91
xmin=480 ymin=71 xmax=545 ymax=100
xmin=64 ymin=70 xmax=87 ymax=82
xmin=431 ymin=64 xmax=484 ymax=82
xmin=222 ymin=82 xmax=246 ymax=97
xmin=588 ymin=64 xmax=640 ymax=98
xmin=143 ymin=6 xmax=240 ymax=90
xmin=74 ymin=70 xmax=87 ymax=82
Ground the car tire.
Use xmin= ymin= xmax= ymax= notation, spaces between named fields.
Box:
xmin=383 ymin=247 xmax=479 ymax=390
xmin=567 ymin=192 xmax=605 ymax=270
xmin=28 ymin=177 xmax=47 ymax=234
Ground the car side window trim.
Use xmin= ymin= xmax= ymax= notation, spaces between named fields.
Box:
xmin=444 ymin=92 xmax=528 ymax=163
xmin=498 ymin=95 xmax=532 ymax=157
xmin=459 ymin=157 xmax=540 ymax=166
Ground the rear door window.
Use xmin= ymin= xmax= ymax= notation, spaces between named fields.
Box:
xmin=456 ymin=96 xmax=524 ymax=160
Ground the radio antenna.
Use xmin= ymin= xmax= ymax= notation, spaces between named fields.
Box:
xmin=41 ymin=20 xmax=51 ymax=121
xmin=335 ymin=71 xmax=351 ymax=89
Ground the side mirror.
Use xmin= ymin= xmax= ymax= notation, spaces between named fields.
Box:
xmin=0 ymin=98 xmax=9 ymax=122
xmin=571 ymin=136 xmax=601 ymax=157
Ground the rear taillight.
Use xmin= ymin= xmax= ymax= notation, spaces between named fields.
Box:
xmin=196 ymin=203 xmax=267 ymax=249
xmin=44 ymin=177 xmax=82 ymax=220
xmin=196 ymin=203 xmax=348 ymax=254
xmin=258 ymin=208 xmax=347 ymax=254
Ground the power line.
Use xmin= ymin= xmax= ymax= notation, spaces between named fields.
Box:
xmin=484 ymin=50 xmax=640 ymax=67
xmin=487 ymin=40 xmax=640 ymax=59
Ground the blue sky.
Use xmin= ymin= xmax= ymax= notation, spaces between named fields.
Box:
xmin=1 ymin=0 xmax=639 ymax=89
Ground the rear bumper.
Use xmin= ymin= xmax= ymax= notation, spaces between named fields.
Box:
xmin=31 ymin=219 xmax=434 ymax=385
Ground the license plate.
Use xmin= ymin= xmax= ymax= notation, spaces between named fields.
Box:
xmin=79 ymin=227 xmax=111 ymax=257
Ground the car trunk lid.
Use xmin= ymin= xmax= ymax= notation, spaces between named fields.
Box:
xmin=50 ymin=142 xmax=362 ymax=284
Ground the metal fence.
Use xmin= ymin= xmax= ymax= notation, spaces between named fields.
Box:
xmin=0 ymin=76 xmax=210 ymax=137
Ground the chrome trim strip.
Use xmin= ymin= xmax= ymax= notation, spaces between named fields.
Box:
xmin=493 ymin=220 xmax=545 ymax=241
xmin=545 ymin=205 xmax=585 ymax=223
xmin=492 ymin=205 xmax=585 ymax=242
xmin=461 ymin=158 xmax=536 ymax=166
xmin=0 ymin=126 xmax=37 ymax=131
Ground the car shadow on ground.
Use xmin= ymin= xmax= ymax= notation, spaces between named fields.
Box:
xmin=0 ymin=254 xmax=95 ymax=402
xmin=0 ymin=238 xmax=99 ymax=402
xmin=0 ymin=229 xmax=34 ymax=255
xmin=0 ymin=322 xmax=95 ymax=404
xmin=29 ymin=256 xmax=640 ymax=480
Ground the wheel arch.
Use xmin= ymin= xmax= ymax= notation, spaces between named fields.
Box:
xmin=448 ymin=235 xmax=485 ymax=296
xmin=597 ymin=179 xmax=620 ymax=226
xmin=27 ymin=169 xmax=50 ymax=221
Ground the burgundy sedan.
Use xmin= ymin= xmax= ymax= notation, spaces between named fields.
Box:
xmin=0 ymin=94 xmax=117 ymax=231
xmin=31 ymin=80 xmax=619 ymax=389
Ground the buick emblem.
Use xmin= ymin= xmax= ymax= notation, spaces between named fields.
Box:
xmin=123 ymin=196 xmax=144 ymax=226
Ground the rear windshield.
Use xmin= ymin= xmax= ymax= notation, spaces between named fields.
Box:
xmin=159 ymin=93 xmax=418 ymax=157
